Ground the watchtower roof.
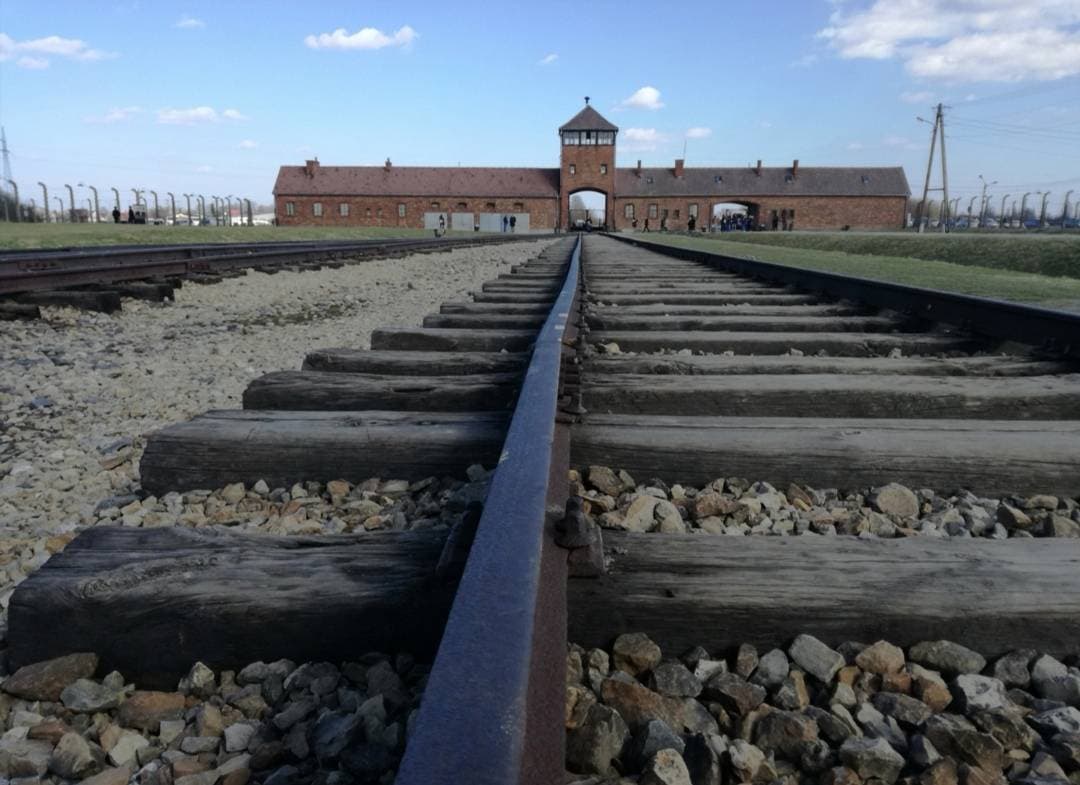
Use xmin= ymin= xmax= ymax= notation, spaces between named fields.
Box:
xmin=559 ymin=105 xmax=618 ymax=133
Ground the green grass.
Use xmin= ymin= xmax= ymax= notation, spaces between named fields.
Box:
xmin=0 ymin=223 xmax=441 ymax=250
xmin=646 ymin=234 xmax=1080 ymax=312
xmin=687 ymin=231 xmax=1080 ymax=280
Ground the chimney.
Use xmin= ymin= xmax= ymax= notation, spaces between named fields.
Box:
xmin=304 ymin=158 xmax=319 ymax=178
xmin=636 ymin=159 xmax=642 ymax=177
xmin=792 ymin=159 xmax=800 ymax=178
xmin=674 ymin=159 xmax=685 ymax=178
xmin=755 ymin=159 xmax=762 ymax=176
xmin=384 ymin=157 xmax=392 ymax=171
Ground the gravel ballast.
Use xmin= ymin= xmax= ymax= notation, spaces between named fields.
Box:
xmin=566 ymin=633 xmax=1080 ymax=785
xmin=572 ymin=467 xmax=1080 ymax=540
xmin=0 ymin=651 xmax=421 ymax=785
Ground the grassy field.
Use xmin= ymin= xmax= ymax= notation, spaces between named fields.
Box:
xmin=690 ymin=231 xmax=1080 ymax=280
xmin=647 ymin=233 xmax=1080 ymax=312
xmin=0 ymin=223 xmax=442 ymax=249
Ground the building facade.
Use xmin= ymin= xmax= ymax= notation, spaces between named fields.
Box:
xmin=274 ymin=103 xmax=910 ymax=231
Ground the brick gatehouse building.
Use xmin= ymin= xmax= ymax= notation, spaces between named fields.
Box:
xmin=273 ymin=102 xmax=910 ymax=232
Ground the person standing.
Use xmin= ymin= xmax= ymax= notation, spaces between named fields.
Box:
xmin=112 ymin=206 xmax=121 ymax=223
xmin=502 ymin=215 xmax=509 ymax=232
xmin=509 ymin=215 xmax=516 ymax=232
xmin=438 ymin=214 xmax=446 ymax=236
xmin=127 ymin=206 xmax=135 ymax=223
xmin=688 ymin=214 xmax=696 ymax=232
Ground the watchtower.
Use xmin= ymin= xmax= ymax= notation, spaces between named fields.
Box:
xmin=559 ymin=98 xmax=618 ymax=230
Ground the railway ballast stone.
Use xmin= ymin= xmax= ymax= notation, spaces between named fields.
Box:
xmin=566 ymin=634 xmax=1080 ymax=785
xmin=0 ymin=650 xmax=425 ymax=785
xmin=574 ymin=467 xmax=1080 ymax=541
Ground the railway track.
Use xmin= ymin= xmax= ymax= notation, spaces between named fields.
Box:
xmin=6 ymin=234 xmax=1080 ymax=784
xmin=0 ymin=234 xmax=548 ymax=314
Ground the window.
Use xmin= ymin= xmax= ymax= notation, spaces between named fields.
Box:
xmin=312 ymin=202 xmax=323 ymax=217
xmin=376 ymin=207 xmax=383 ymax=218
xmin=600 ymin=164 xmax=608 ymax=175
xmin=689 ymin=203 xmax=698 ymax=218
xmin=714 ymin=175 xmax=723 ymax=183
xmin=624 ymin=203 xmax=635 ymax=219
xmin=646 ymin=177 xmax=654 ymax=184
xmin=365 ymin=207 xmax=372 ymax=218
xmin=562 ymin=132 xmax=580 ymax=145
xmin=569 ymin=164 xmax=576 ymax=175
xmin=339 ymin=203 xmax=349 ymax=217
xmin=861 ymin=175 xmax=871 ymax=184
xmin=285 ymin=202 xmax=295 ymax=216
xmin=596 ymin=131 xmax=615 ymax=145
xmin=457 ymin=202 xmax=467 ymax=209
xmin=648 ymin=204 xmax=658 ymax=219
xmin=582 ymin=131 xmax=595 ymax=145
xmin=430 ymin=201 xmax=440 ymax=209
xmin=486 ymin=202 xmax=496 ymax=209
xmin=785 ymin=174 xmax=795 ymax=183
xmin=513 ymin=202 xmax=524 ymax=210
xmin=674 ymin=209 xmax=681 ymax=219
xmin=398 ymin=203 xmax=406 ymax=218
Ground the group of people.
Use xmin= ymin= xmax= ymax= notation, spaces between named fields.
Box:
xmin=434 ymin=213 xmax=517 ymax=237
xmin=712 ymin=212 xmax=751 ymax=232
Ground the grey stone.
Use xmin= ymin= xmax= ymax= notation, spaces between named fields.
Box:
xmin=753 ymin=709 xmax=819 ymax=759
xmin=800 ymin=739 xmax=834 ymax=774
xmin=991 ymin=651 xmax=1034 ymax=689
xmin=613 ymin=632 xmax=662 ymax=676
xmin=1030 ymin=707 xmax=1080 ymax=737
xmin=703 ymin=672 xmax=766 ymax=716
xmin=641 ymin=748 xmax=692 ymax=785
xmin=236 ymin=662 xmax=272 ymax=685
xmin=651 ymin=661 xmax=702 ymax=698
xmin=910 ymin=640 xmax=987 ymax=676
xmin=840 ymin=737 xmax=905 ymax=785
xmin=789 ymin=634 xmax=845 ymax=683
xmin=179 ymin=736 xmax=219 ymax=755
xmin=361 ymin=661 xmax=400 ymax=698
xmin=311 ymin=710 xmax=363 ymax=764
xmin=924 ymin=713 xmax=1004 ymax=770
xmin=682 ymin=733 xmax=724 ymax=785
xmin=970 ymin=708 xmax=1040 ymax=752
xmin=854 ymin=701 xmax=908 ymax=752
xmin=735 ymin=644 xmax=758 ymax=678
xmin=628 ymin=719 xmax=685 ymax=769
xmin=750 ymin=649 xmax=790 ymax=689
xmin=872 ymin=692 xmax=933 ymax=727
xmin=0 ymin=738 xmax=54 ymax=778
xmin=728 ymin=739 xmax=767 ymax=783
xmin=60 ymin=679 xmax=123 ymax=712
xmin=271 ymin=699 xmax=316 ymax=732
xmin=565 ymin=703 xmax=629 ymax=776
xmin=158 ymin=720 xmax=185 ymax=746
xmin=953 ymin=674 xmax=1010 ymax=713
xmin=108 ymin=731 xmax=149 ymax=767
xmin=909 ymin=734 xmax=942 ymax=768
xmin=806 ymin=706 xmax=859 ymax=745
xmin=49 ymin=732 xmax=98 ymax=780
xmin=177 ymin=662 xmax=216 ymax=699
xmin=1039 ymin=675 xmax=1080 ymax=706
xmin=223 ymin=723 xmax=256 ymax=753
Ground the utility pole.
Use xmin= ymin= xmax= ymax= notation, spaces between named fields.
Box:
xmin=977 ymin=175 xmax=997 ymax=228
xmin=1 ymin=127 xmax=12 ymax=221
xmin=915 ymin=103 xmax=949 ymax=233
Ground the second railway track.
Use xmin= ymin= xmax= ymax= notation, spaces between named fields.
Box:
xmin=6 ymin=233 xmax=1080 ymax=784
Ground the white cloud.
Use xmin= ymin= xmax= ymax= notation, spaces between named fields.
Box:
xmin=622 ymin=127 xmax=666 ymax=151
xmin=847 ymin=141 xmax=866 ymax=150
xmin=883 ymin=134 xmax=922 ymax=150
xmin=237 ymin=139 xmax=258 ymax=149
xmin=0 ymin=32 xmax=116 ymax=67
xmin=538 ymin=53 xmax=558 ymax=65
xmin=175 ymin=15 xmax=205 ymax=29
xmin=900 ymin=90 xmax=934 ymax=103
xmin=304 ymin=25 xmax=417 ymax=50
xmin=16 ymin=56 xmax=49 ymax=69
xmin=685 ymin=127 xmax=712 ymax=139
xmin=620 ymin=86 xmax=664 ymax=111
xmin=158 ymin=106 xmax=218 ymax=125
xmin=156 ymin=106 xmax=247 ymax=125
xmin=85 ymin=106 xmax=142 ymax=123
xmin=818 ymin=0 xmax=1080 ymax=82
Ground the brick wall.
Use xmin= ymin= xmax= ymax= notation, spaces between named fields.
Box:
xmin=612 ymin=195 xmax=906 ymax=231
xmin=275 ymin=195 xmax=559 ymax=230
xmin=560 ymin=143 xmax=616 ymax=230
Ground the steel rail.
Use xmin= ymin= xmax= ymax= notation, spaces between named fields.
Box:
xmin=0 ymin=234 xmax=553 ymax=296
xmin=612 ymin=234 xmax=1080 ymax=357
xmin=396 ymin=237 xmax=580 ymax=785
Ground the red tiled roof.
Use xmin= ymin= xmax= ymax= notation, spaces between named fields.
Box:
xmin=274 ymin=165 xmax=560 ymax=198
xmin=616 ymin=166 xmax=911 ymax=198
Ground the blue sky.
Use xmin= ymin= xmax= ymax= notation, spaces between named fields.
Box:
xmin=2 ymin=0 xmax=1080 ymax=215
